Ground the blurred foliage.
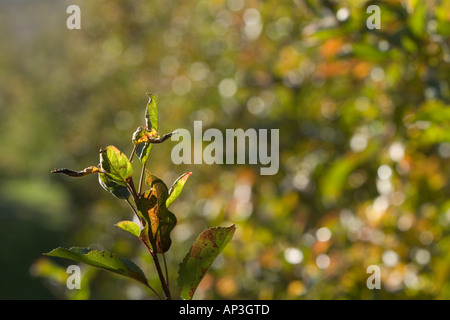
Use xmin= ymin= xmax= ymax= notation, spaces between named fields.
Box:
xmin=0 ymin=0 xmax=450 ymax=299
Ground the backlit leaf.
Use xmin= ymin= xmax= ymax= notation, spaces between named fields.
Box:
xmin=115 ymin=220 xmax=141 ymax=237
xmin=98 ymin=172 xmax=130 ymax=199
xmin=145 ymin=93 xmax=158 ymax=132
xmin=166 ymin=172 xmax=192 ymax=208
xmin=137 ymin=143 xmax=153 ymax=166
xmin=178 ymin=225 xmax=236 ymax=300
xmin=99 ymin=145 xmax=133 ymax=186
xmin=44 ymin=247 xmax=148 ymax=287
xmin=136 ymin=171 xmax=177 ymax=253
xmin=132 ymin=126 xmax=156 ymax=165
xmin=408 ymin=2 xmax=427 ymax=38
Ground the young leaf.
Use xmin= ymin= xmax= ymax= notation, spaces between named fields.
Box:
xmin=99 ymin=145 xmax=133 ymax=187
xmin=145 ymin=93 xmax=158 ymax=132
xmin=115 ymin=220 xmax=141 ymax=237
xmin=132 ymin=126 xmax=147 ymax=143
xmin=132 ymin=127 xmax=176 ymax=165
xmin=51 ymin=166 xmax=102 ymax=177
xmin=98 ymin=172 xmax=130 ymax=199
xmin=131 ymin=94 xmax=177 ymax=165
xmin=178 ymin=225 xmax=236 ymax=300
xmin=136 ymin=142 xmax=154 ymax=165
xmin=132 ymin=126 xmax=157 ymax=165
xmin=44 ymin=247 xmax=148 ymax=287
xmin=133 ymin=127 xmax=160 ymax=145
xmin=166 ymin=172 xmax=192 ymax=208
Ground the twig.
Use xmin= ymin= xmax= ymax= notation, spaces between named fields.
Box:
xmin=145 ymin=282 xmax=163 ymax=300
xmin=162 ymin=252 xmax=169 ymax=288
xmin=141 ymin=241 xmax=172 ymax=300
xmin=129 ymin=145 xmax=137 ymax=162
xmin=127 ymin=177 xmax=139 ymax=203
xmin=124 ymin=200 xmax=162 ymax=300
xmin=152 ymin=251 xmax=172 ymax=300
xmin=138 ymin=164 xmax=146 ymax=198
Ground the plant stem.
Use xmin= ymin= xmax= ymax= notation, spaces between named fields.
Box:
xmin=125 ymin=198 xmax=144 ymax=227
xmin=127 ymin=178 xmax=139 ymax=202
xmin=138 ymin=164 xmax=146 ymax=197
xmin=129 ymin=144 xmax=137 ymax=162
xmin=126 ymin=199 xmax=168 ymax=300
xmin=162 ymin=252 xmax=169 ymax=287
xmin=141 ymin=241 xmax=172 ymax=300
xmin=133 ymin=153 xmax=171 ymax=299
xmin=151 ymin=251 xmax=172 ymax=300
xmin=145 ymin=282 xmax=163 ymax=300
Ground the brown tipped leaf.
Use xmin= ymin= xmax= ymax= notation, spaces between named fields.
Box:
xmin=51 ymin=166 xmax=102 ymax=177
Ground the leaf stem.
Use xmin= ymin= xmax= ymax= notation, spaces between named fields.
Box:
xmin=127 ymin=178 xmax=139 ymax=203
xmin=145 ymin=282 xmax=163 ymax=300
xmin=148 ymin=131 xmax=178 ymax=144
xmin=125 ymin=198 xmax=145 ymax=228
xmin=138 ymin=163 xmax=146 ymax=197
xmin=162 ymin=252 xmax=169 ymax=288
xmin=151 ymin=251 xmax=172 ymax=300
xmin=125 ymin=199 xmax=165 ymax=300
xmin=129 ymin=145 xmax=137 ymax=162
xmin=142 ymin=242 xmax=172 ymax=300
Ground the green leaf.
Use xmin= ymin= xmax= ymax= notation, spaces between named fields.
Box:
xmin=133 ymin=92 xmax=161 ymax=165
xmin=98 ymin=172 xmax=130 ymax=199
xmin=31 ymin=257 xmax=69 ymax=284
xmin=115 ymin=220 xmax=141 ymax=237
xmin=131 ymin=94 xmax=177 ymax=165
xmin=137 ymin=142 xmax=153 ymax=165
xmin=51 ymin=166 xmax=102 ymax=177
xmin=408 ymin=2 xmax=427 ymax=38
xmin=44 ymin=247 xmax=148 ymax=287
xmin=178 ymin=225 xmax=236 ymax=300
xmin=132 ymin=126 xmax=156 ymax=165
xmin=319 ymin=154 xmax=359 ymax=207
xmin=352 ymin=43 xmax=390 ymax=62
xmin=145 ymin=93 xmax=158 ymax=132
xmin=166 ymin=172 xmax=192 ymax=208
xmin=414 ymin=100 xmax=450 ymax=123
xmin=99 ymin=145 xmax=133 ymax=187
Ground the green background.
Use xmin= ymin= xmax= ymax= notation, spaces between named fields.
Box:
xmin=0 ymin=0 xmax=449 ymax=299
